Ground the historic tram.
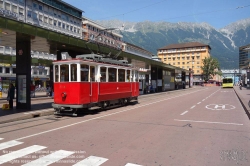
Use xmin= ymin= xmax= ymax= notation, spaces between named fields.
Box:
xmin=52 ymin=54 xmax=139 ymax=116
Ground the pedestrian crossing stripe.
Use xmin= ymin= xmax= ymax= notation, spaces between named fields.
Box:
xmin=0 ymin=140 xmax=23 ymax=150
xmin=0 ymin=140 xmax=142 ymax=166
xmin=0 ymin=145 xmax=46 ymax=164
xmin=73 ymin=156 xmax=108 ymax=166
xmin=125 ymin=164 xmax=142 ymax=166
xmin=22 ymin=150 xmax=74 ymax=166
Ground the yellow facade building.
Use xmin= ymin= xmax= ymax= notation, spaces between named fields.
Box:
xmin=157 ymin=42 xmax=211 ymax=81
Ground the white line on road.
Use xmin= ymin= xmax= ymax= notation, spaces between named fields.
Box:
xmin=197 ymin=102 xmax=201 ymax=104
xmin=0 ymin=145 xmax=46 ymax=164
xmin=13 ymin=88 xmax=206 ymax=141
xmin=73 ymin=156 xmax=108 ymax=166
xmin=180 ymin=111 xmax=188 ymax=115
xmin=190 ymin=105 xmax=196 ymax=109
xmin=0 ymin=140 xmax=23 ymax=150
xmin=174 ymin=119 xmax=243 ymax=126
xmin=125 ymin=163 xmax=142 ymax=166
xmin=202 ymin=99 xmax=205 ymax=101
xmin=22 ymin=150 xmax=74 ymax=166
xmin=0 ymin=138 xmax=3 ymax=141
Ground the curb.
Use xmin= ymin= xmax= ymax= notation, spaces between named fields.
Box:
xmin=0 ymin=109 xmax=54 ymax=124
xmin=234 ymin=88 xmax=250 ymax=120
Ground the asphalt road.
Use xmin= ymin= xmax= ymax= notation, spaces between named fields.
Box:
xmin=0 ymin=87 xmax=249 ymax=166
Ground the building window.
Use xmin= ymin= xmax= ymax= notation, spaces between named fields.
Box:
xmin=182 ymin=57 xmax=185 ymax=60
xmin=33 ymin=3 xmax=37 ymax=9
xmin=0 ymin=67 xmax=2 ymax=73
xmin=12 ymin=5 xmax=18 ymax=13
xmin=33 ymin=12 xmax=37 ymax=19
xmin=5 ymin=3 xmax=10 ymax=10
xmin=39 ymin=14 xmax=43 ymax=21
xmin=43 ymin=70 xmax=47 ymax=75
xmin=39 ymin=5 xmax=43 ymax=11
xmin=44 ymin=16 xmax=48 ymax=23
xmin=33 ymin=69 xmax=37 ymax=75
xmin=0 ymin=1 xmax=3 ymax=9
xmin=49 ymin=18 xmax=53 ymax=25
xmin=197 ymin=70 xmax=199 ymax=73
xmin=182 ymin=62 xmax=185 ymax=65
xmin=13 ymin=68 xmax=16 ymax=74
xmin=19 ymin=8 xmax=24 ymax=16
xmin=27 ymin=10 xmax=32 ymax=18
xmin=178 ymin=62 xmax=180 ymax=65
xmin=54 ymin=20 xmax=57 ymax=26
xmin=5 ymin=68 xmax=10 ymax=73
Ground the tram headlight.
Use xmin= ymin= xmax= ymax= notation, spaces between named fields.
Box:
xmin=61 ymin=92 xmax=67 ymax=99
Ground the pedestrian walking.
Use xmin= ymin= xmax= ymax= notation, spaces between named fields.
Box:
xmin=7 ymin=83 xmax=15 ymax=109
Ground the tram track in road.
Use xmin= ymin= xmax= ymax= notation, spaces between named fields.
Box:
xmin=1 ymin=87 xmax=209 ymax=142
xmin=0 ymin=115 xmax=72 ymax=135
xmin=0 ymin=87 xmax=207 ymax=138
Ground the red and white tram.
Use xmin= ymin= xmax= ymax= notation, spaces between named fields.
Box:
xmin=52 ymin=54 xmax=139 ymax=116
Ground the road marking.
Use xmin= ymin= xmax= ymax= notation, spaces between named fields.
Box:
xmin=174 ymin=119 xmax=243 ymax=126
xmin=202 ymin=99 xmax=205 ymax=101
xmin=0 ymin=140 xmax=23 ymax=150
xmin=206 ymin=104 xmax=235 ymax=110
xmin=125 ymin=163 xmax=142 ymax=166
xmin=73 ymin=156 xmax=108 ymax=166
xmin=180 ymin=111 xmax=188 ymax=115
xmin=22 ymin=150 xmax=74 ymax=166
xmin=197 ymin=102 xmax=201 ymax=104
xmin=0 ymin=145 xmax=46 ymax=164
xmin=190 ymin=105 xmax=196 ymax=109
xmin=13 ymin=88 xmax=207 ymax=141
xmin=0 ymin=138 xmax=3 ymax=141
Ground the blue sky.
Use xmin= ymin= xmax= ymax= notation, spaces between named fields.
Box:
xmin=64 ymin=0 xmax=250 ymax=29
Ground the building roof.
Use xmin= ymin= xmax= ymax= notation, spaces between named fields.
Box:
xmin=158 ymin=42 xmax=211 ymax=50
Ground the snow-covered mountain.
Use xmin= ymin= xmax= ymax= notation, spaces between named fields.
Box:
xmin=96 ymin=18 xmax=250 ymax=69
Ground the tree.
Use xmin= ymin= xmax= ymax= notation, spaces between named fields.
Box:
xmin=201 ymin=57 xmax=220 ymax=81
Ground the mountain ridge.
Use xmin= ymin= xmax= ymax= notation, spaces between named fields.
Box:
xmin=96 ymin=18 xmax=250 ymax=69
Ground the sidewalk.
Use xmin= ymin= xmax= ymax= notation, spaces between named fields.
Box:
xmin=0 ymin=92 xmax=54 ymax=124
xmin=233 ymin=86 xmax=250 ymax=119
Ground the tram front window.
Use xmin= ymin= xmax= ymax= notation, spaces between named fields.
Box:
xmin=60 ymin=65 xmax=69 ymax=82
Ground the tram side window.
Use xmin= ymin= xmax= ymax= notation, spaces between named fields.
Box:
xmin=118 ymin=69 xmax=125 ymax=82
xmin=90 ymin=66 xmax=95 ymax=81
xmin=71 ymin=64 xmax=77 ymax=81
xmin=55 ymin=65 xmax=59 ymax=82
xmin=126 ymin=70 xmax=130 ymax=82
xmin=60 ymin=65 xmax=69 ymax=82
xmin=80 ymin=64 xmax=89 ymax=82
xmin=108 ymin=68 xmax=117 ymax=82
xmin=100 ymin=67 xmax=106 ymax=82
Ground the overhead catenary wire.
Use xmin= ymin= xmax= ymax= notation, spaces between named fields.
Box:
xmin=97 ymin=3 xmax=250 ymax=22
